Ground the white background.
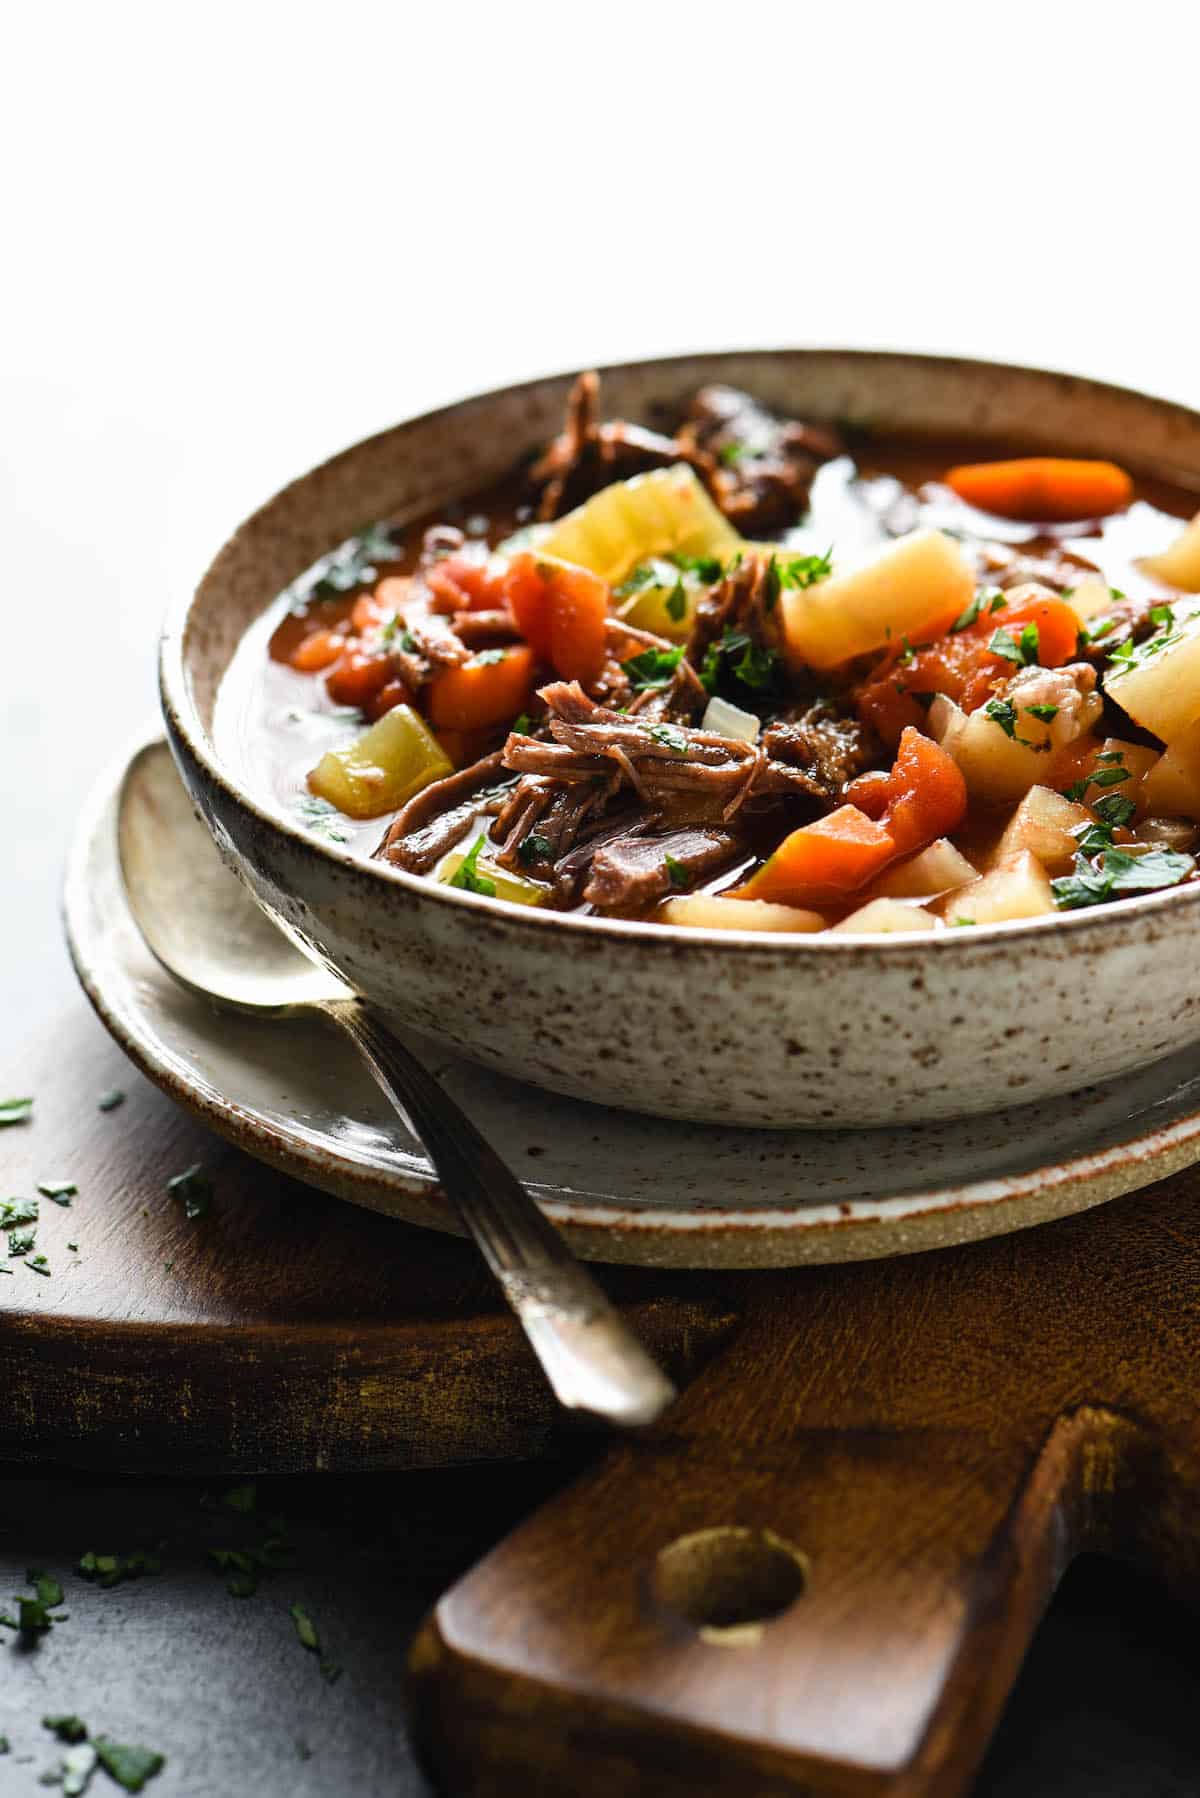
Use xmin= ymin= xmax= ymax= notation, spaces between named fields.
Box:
xmin=1 ymin=0 xmax=1193 ymax=1010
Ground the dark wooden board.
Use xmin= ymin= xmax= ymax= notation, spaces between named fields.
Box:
xmin=0 ymin=1005 xmax=737 ymax=1472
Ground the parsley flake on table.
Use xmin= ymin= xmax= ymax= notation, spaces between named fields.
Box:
xmin=38 ymin=1180 xmax=77 ymax=1204
xmin=0 ymin=1097 xmax=33 ymax=1126
xmin=166 ymin=1164 xmax=213 ymax=1220
xmin=290 ymin=1600 xmax=320 ymax=1651
xmin=223 ymin=1482 xmax=257 ymax=1514
xmin=26 ymin=1256 xmax=52 ymax=1277
xmin=1 ymin=1197 xmax=38 ymax=1228
xmin=97 ymin=1089 xmax=126 ymax=1113
xmin=78 ymin=1550 xmax=160 ymax=1589
xmin=8 ymin=1224 xmax=36 ymax=1257
xmin=43 ymin=1715 xmax=88 ymax=1743
xmin=94 ymin=1738 xmax=165 ymax=1792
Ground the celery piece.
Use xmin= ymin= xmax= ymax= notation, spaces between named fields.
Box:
xmin=307 ymin=705 xmax=452 ymax=821
xmin=438 ymin=838 xmax=547 ymax=906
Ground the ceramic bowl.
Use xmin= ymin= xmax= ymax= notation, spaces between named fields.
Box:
xmin=161 ymin=351 xmax=1200 ymax=1128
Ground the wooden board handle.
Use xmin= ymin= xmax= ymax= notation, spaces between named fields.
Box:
xmin=410 ymin=1406 xmax=1121 ymax=1797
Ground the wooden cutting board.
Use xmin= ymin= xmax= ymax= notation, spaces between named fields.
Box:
xmin=11 ymin=1001 xmax=1200 ymax=1796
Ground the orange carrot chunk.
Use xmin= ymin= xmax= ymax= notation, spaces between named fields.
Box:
xmin=847 ymin=726 xmax=967 ymax=856
xmin=944 ymin=458 xmax=1133 ymax=522
xmin=290 ymin=628 xmax=347 ymax=673
xmin=427 ymin=643 xmax=536 ymax=730
xmin=503 ymin=553 xmax=609 ymax=684
xmin=731 ymin=806 xmax=897 ymax=907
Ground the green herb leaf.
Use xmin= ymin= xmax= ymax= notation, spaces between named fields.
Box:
xmin=449 ymin=836 xmax=497 ymax=897
xmin=613 ymin=562 xmax=657 ymax=599
xmin=29 ymin=1570 xmax=64 ymax=1608
xmin=1053 ymin=846 xmax=1195 ymax=910
xmin=43 ymin=1715 xmax=88 ymax=1744
xmin=290 ymin=1601 xmax=320 ymax=1652
xmin=1094 ymin=793 xmax=1137 ymax=829
xmin=664 ymin=855 xmax=690 ymax=890
xmin=38 ymin=1180 xmax=77 ymax=1204
xmin=26 ymin=1254 xmax=51 ymax=1277
xmin=511 ymin=712 xmax=534 ymax=736
xmin=97 ymin=1089 xmax=125 ymax=1113
xmin=718 ymin=441 xmax=747 ymax=466
xmin=949 ymin=592 xmax=985 ymax=633
xmin=516 ymin=834 xmax=553 ymax=867
xmin=762 ymin=556 xmax=781 ymax=614
xmin=0 ymin=1098 xmax=33 ymax=1127
xmin=296 ymin=795 xmax=351 ymax=845
xmin=984 ymin=697 xmax=1019 ymax=739
xmin=472 ymin=648 xmax=507 ymax=666
xmin=620 ymin=645 xmax=683 ymax=692
xmin=1 ymin=1197 xmax=38 ymax=1228
xmin=778 ymin=548 xmax=834 ymax=590
xmin=93 ymin=1738 xmax=165 ymax=1792
xmin=664 ymin=578 xmax=687 ymax=622
xmin=668 ymin=553 xmax=723 ymax=583
xmin=1025 ymin=703 xmax=1059 ymax=723
xmin=8 ymin=1225 xmax=36 ymax=1256
xmin=62 ymin=1742 xmax=98 ymax=1796
xmin=643 ymin=723 xmax=690 ymax=756
xmin=167 ymin=1164 xmax=213 ymax=1221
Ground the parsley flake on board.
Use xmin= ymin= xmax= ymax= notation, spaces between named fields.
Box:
xmin=78 ymin=1550 xmax=161 ymax=1589
xmin=167 ymin=1164 xmax=213 ymax=1220
xmin=448 ymin=836 xmax=497 ymax=897
xmin=1 ymin=1197 xmax=38 ymax=1228
xmin=38 ymin=1180 xmax=77 ymax=1204
xmin=94 ymin=1738 xmax=166 ymax=1792
xmin=620 ymin=645 xmax=683 ymax=692
xmin=0 ymin=1098 xmax=32 ymax=1127
xmin=7 ymin=1224 xmax=36 ymax=1256
xmin=43 ymin=1715 xmax=88 ymax=1743
xmin=97 ymin=1089 xmax=125 ymax=1112
xmin=26 ymin=1255 xmax=51 ymax=1277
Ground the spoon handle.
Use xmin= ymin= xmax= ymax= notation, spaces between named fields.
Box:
xmin=321 ymin=1000 xmax=677 ymax=1429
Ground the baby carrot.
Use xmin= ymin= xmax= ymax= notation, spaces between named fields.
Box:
xmin=945 ymin=457 xmax=1133 ymax=522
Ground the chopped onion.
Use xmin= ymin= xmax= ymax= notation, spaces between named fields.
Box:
xmin=701 ymin=695 xmax=760 ymax=743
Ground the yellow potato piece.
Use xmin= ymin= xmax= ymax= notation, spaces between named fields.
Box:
xmin=1105 ymin=612 xmax=1200 ymax=743
xmin=780 ymin=529 xmax=973 ymax=671
xmin=944 ymin=852 xmax=1055 ymax=925
xmin=1142 ymin=718 xmax=1200 ymax=818
xmin=537 ymin=466 xmax=742 ymax=586
xmin=660 ymin=894 xmax=825 ymax=932
xmin=931 ymin=696 xmax=1054 ymax=805
xmin=308 ymin=706 xmax=452 ymax=821
xmin=995 ymin=787 xmax=1091 ymax=873
xmin=870 ymin=839 xmax=977 ymax=899
xmin=1141 ymin=510 xmax=1200 ymax=591
xmin=831 ymin=898 xmax=938 ymax=934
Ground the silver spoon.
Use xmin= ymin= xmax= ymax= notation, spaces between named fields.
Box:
xmin=116 ymin=740 xmax=676 ymax=1428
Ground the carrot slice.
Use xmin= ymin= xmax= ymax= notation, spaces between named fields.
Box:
xmin=503 ymin=553 xmax=609 ymax=684
xmin=847 ymin=727 xmax=967 ymax=856
xmin=427 ymin=644 xmax=536 ymax=730
xmin=325 ymin=649 xmax=395 ymax=708
xmin=731 ymin=807 xmax=897 ymax=907
xmin=945 ymin=458 xmax=1133 ymax=522
xmin=290 ymin=628 xmax=347 ymax=673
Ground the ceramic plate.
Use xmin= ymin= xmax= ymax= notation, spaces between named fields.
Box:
xmin=65 ymin=737 xmax=1200 ymax=1268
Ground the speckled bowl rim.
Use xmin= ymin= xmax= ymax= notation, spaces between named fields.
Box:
xmin=162 ymin=348 xmax=1200 ymax=957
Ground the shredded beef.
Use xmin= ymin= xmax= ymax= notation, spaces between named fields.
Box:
xmin=584 ymin=825 xmax=746 ymax=912
xmin=684 ymin=553 xmax=783 ymax=671
xmin=677 ymin=385 xmax=843 ymax=533
xmin=375 ymin=753 xmax=511 ymax=873
xmin=760 ymin=703 xmax=878 ymax=798
xmin=529 ymin=371 xmax=711 ymax=521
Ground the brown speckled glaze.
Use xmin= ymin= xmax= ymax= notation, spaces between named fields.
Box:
xmin=162 ymin=352 xmax=1200 ymax=1129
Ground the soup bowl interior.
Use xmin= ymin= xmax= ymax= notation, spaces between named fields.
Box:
xmin=162 ymin=351 xmax=1200 ymax=1127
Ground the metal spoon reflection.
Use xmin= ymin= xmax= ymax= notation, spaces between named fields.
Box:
xmin=116 ymin=740 xmax=676 ymax=1429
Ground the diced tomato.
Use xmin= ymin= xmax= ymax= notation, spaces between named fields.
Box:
xmin=731 ymin=806 xmax=897 ymax=907
xmin=427 ymin=644 xmax=537 ymax=731
xmin=855 ymin=593 xmax=1082 ymax=747
xmin=427 ymin=554 xmax=509 ymax=613
xmin=502 ymin=552 xmax=608 ymax=684
xmin=847 ymin=726 xmax=967 ymax=855
xmin=290 ymin=629 xmax=347 ymax=673
xmin=325 ymin=649 xmax=396 ymax=708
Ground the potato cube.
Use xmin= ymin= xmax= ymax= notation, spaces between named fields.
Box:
xmin=781 ymin=529 xmax=973 ymax=671
xmin=831 ymin=898 xmax=939 ymax=934
xmin=943 ymin=852 xmax=1056 ymax=925
xmin=308 ymin=705 xmax=452 ymax=820
xmin=660 ymin=894 xmax=826 ymax=932
xmin=995 ymin=786 xmax=1091 ymax=872
xmin=1140 ymin=510 xmax=1200 ymax=591
xmin=870 ymin=838 xmax=977 ymax=898
xmin=931 ymin=696 xmax=1054 ymax=804
xmin=1142 ymin=718 xmax=1200 ymax=818
xmin=1066 ymin=574 xmax=1120 ymax=622
xmin=1105 ymin=611 xmax=1200 ymax=742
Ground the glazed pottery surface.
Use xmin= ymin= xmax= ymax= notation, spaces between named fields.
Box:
xmin=160 ymin=352 xmax=1200 ymax=1127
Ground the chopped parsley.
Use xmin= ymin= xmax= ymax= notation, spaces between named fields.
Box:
xmin=620 ymin=645 xmax=683 ymax=692
xmin=38 ymin=1180 xmax=77 ymax=1204
xmin=97 ymin=1089 xmax=126 ymax=1112
xmin=643 ymin=722 xmax=690 ymax=756
xmin=613 ymin=562 xmax=657 ymax=599
xmin=8 ymin=1225 xmax=36 ymax=1257
xmin=0 ymin=1097 xmax=32 ymax=1127
xmin=668 ymin=553 xmax=724 ymax=583
xmin=1025 ymin=703 xmax=1059 ymax=724
xmin=778 ymin=548 xmax=834 ymax=590
xmin=44 ymin=1715 xmax=88 ymax=1743
xmin=762 ymin=556 xmax=781 ymax=614
xmin=297 ymin=795 xmax=351 ymax=845
xmin=308 ymin=524 xmax=400 ymax=601
xmin=664 ymin=855 xmax=690 ymax=890
xmin=700 ymin=629 xmax=781 ymax=698
xmin=1063 ymin=757 xmax=1131 ymax=803
xmin=167 ymin=1164 xmax=213 ymax=1220
xmin=517 ymin=834 xmax=553 ymax=867
xmin=1 ymin=1197 xmax=38 ymax=1228
xmin=665 ymin=579 xmax=687 ymax=622
xmin=1094 ymin=793 xmax=1137 ymax=829
xmin=988 ymin=622 xmax=1040 ymax=667
xmin=448 ymin=836 xmax=497 ymax=897
xmin=511 ymin=712 xmax=534 ymax=736
xmin=79 ymin=1550 xmax=161 ymax=1589
xmin=94 ymin=1738 xmax=166 ymax=1792
xmin=26 ymin=1254 xmax=51 ymax=1277
xmin=984 ymin=697 xmax=1020 ymax=739
xmin=0 ymin=1571 xmax=66 ymax=1637
xmin=472 ymin=647 xmax=507 ymax=666
xmin=1053 ymin=846 xmax=1194 ymax=910
xmin=950 ymin=588 xmax=1007 ymax=633
xmin=380 ymin=615 xmax=418 ymax=653
xmin=718 ymin=441 xmax=747 ymax=466
xmin=289 ymin=1602 xmax=342 ymax=1683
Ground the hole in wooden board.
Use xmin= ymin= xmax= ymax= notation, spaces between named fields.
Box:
xmin=652 ymin=1526 xmax=807 ymax=1646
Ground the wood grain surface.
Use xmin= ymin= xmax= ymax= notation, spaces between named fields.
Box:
xmin=0 ymin=1005 xmax=736 ymax=1472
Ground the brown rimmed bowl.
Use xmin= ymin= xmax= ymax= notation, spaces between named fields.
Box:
xmin=161 ymin=350 xmax=1200 ymax=1128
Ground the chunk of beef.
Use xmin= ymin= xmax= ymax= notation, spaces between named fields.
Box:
xmin=374 ymin=753 xmax=511 ymax=873
xmin=584 ymin=824 xmax=746 ymax=912
xmin=528 ymin=371 xmax=711 ymax=521
xmin=684 ymin=552 xmax=783 ymax=672
xmin=760 ymin=703 xmax=878 ymax=798
xmin=627 ymin=657 xmax=709 ymax=725
xmin=488 ymin=773 xmax=619 ymax=874
xmin=978 ymin=539 xmax=1101 ymax=594
xmin=678 ymin=385 xmax=843 ymax=533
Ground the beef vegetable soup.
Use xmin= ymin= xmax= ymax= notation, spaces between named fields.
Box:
xmin=217 ymin=373 xmax=1200 ymax=933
